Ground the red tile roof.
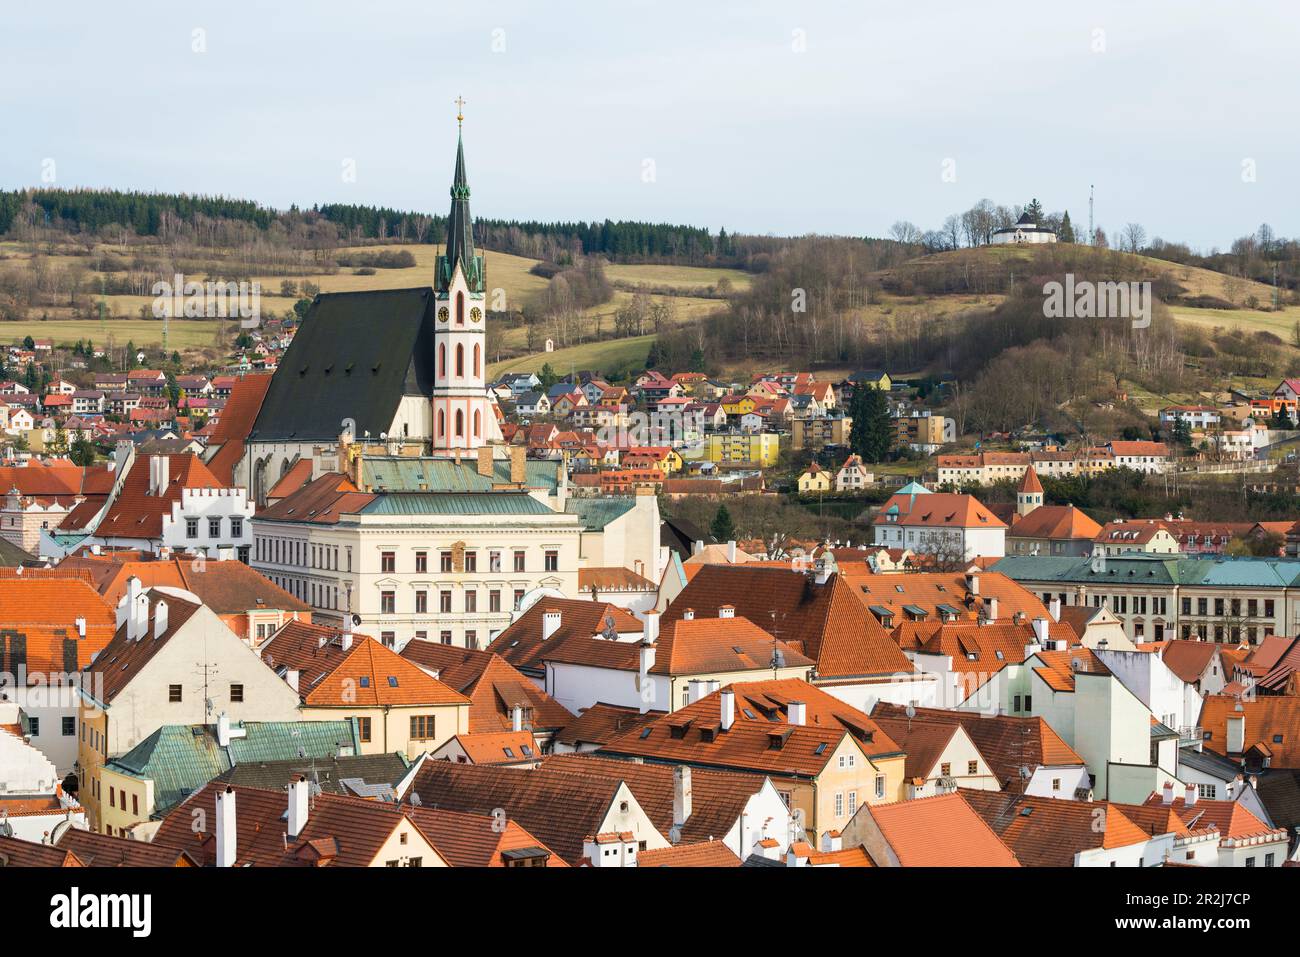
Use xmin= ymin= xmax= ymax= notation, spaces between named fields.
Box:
xmin=637 ymin=840 xmax=741 ymax=867
xmin=0 ymin=579 xmax=117 ymax=679
xmin=87 ymin=454 xmax=227 ymax=539
xmin=863 ymin=793 xmax=1020 ymax=866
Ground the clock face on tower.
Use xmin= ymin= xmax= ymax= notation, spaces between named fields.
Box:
xmin=470 ymin=307 xmax=482 ymax=322
xmin=438 ymin=307 xmax=449 ymax=322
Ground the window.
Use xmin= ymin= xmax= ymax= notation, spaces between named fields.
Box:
xmin=513 ymin=550 xmax=526 ymax=572
xmin=381 ymin=551 xmax=395 ymax=573
xmin=62 ymin=716 xmax=75 ymax=736
xmin=230 ymin=683 xmax=244 ymax=703
xmin=834 ymin=792 xmax=844 ymax=817
xmin=455 ymin=409 xmax=464 ymax=437
xmin=381 ymin=591 xmax=396 ymax=614
xmin=440 ymin=551 xmax=453 ymax=573
xmin=489 ymin=590 xmax=501 ymax=613
xmin=1266 ymin=853 xmax=1276 ymax=867
xmin=1052 ymin=778 xmax=1061 ymax=791
xmin=545 ymin=549 xmax=558 ymax=572
xmin=209 ymin=517 xmax=221 ymax=538
xmin=847 ymin=791 xmax=858 ymax=815
xmin=381 ymin=632 xmax=395 ymax=648
xmin=440 ymin=630 xmax=453 ymax=645
xmin=186 ymin=518 xmax=198 ymax=539
xmin=230 ymin=517 xmax=243 ymax=538
xmin=1245 ymin=857 xmax=1255 ymax=867
xmin=357 ymin=717 xmax=371 ymax=742
xmin=940 ymin=762 xmax=951 ymax=776
xmin=875 ymin=775 xmax=885 ymax=799
xmin=513 ymin=589 xmax=525 ymax=611
xmin=440 ymin=591 xmax=452 ymax=613
xmin=410 ymin=715 xmax=436 ymax=740
xmin=464 ymin=551 xmax=477 ymax=573
xmin=465 ymin=630 xmax=477 ymax=650
xmin=28 ymin=717 xmax=39 ymax=737
xmin=415 ymin=590 xmax=428 ymax=614
xmin=465 ymin=590 xmax=477 ymax=613
xmin=132 ymin=793 xmax=139 ymax=816
xmin=489 ymin=551 xmax=501 ymax=572
xmin=415 ymin=551 xmax=428 ymax=573
xmin=168 ymin=684 xmax=182 ymax=703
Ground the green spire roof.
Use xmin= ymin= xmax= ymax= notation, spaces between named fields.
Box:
xmin=436 ymin=130 xmax=485 ymax=294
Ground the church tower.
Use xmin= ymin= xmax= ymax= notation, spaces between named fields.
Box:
xmin=1016 ymin=464 xmax=1044 ymax=518
xmin=430 ymin=101 xmax=501 ymax=452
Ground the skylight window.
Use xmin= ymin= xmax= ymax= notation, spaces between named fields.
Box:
xmin=388 ymin=676 xmax=398 ymax=687
xmin=503 ymin=747 xmax=515 ymax=758
xmin=639 ymin=727 xmax=652 ymax=739
xmin=359 ymin=676 xmax=370 ymax=687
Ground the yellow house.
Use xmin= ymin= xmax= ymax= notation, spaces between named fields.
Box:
xmin=798 ymin=462 xmax=833 ymax=494
xmin=698 ymin=433 xmax=781 ymax=468
xmin=721 ymin=395 xmax=757 ymax=417
xmin=260 ymin=622 xmax=470 ymax=755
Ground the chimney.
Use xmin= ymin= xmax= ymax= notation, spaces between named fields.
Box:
xmin=726 ymin=540 xmax=737 ymax=563
xmin=639 ymin=641 xmax=656 ymax=678
xmin=1227 ymin=710 xmax=1245 ymax=754
xmin=682 ymin=608 xmax=695 ymax=621
xmin=153 ymin=600 xmax=168 ymax=639
xmin=706 ymin=679 xmax=720 ymax=695
xmin=821 ymin=830 xmax=843 ymax=853
xmin=542 ymin=608 xmax=562 ymax=641
xmin=693 ymin=540 xmax=704 ymax=555
xmin=718 ymin=604 xmax=735 ymax=619
xmin=512 ymin=705 xmax=524 ymax=732
xmin=687 ymin=678 xmax=706 ymax=704
xmin=75 ymin=617 xmax=86 ymax=639
xmin=124 ymin=577 xmax=143 ymax=640
xmin=788 ymin=701 xmax=806 ymax=726
xmin=1161 ymin=780 xmax=1175 ymax=805
xmin=1049 ymin=597 xmax=1062 ymax=622
xmin=339 ymin=627 xmax=353 ymax=652
xmin=1053 ymin=639 xmax=1068 ymax=652
xmin=984 ymin=597 xmax=998 ymax=622
xmin=815 ymin=558 xmax=831 ymax=586
xmin=132 ymin=591 xmax=150 ymax=643
xmin=288 ymin=775 xmax=309 ymax=839
xmin=476 ymin=446 xmax=494 ymax=478
xmin=285 ymin=669 xmax=300 ymax=694
xmin=1184 ymin=782 xmax=1198 ymax=806
xmin=966 ymin=572 xmax=980 ymax=595
xmin=672 ymin=766 xmax=692 ymax=836
xmin=720 ymin=689 xmax=735 ymax=731
xmin=149 ymin=454 xmax=169 ymax=495
xmin=216 ymin=712 xmax=245 ymax=747
xmin=1031 ymin=617 xmax=1049 ymax=646
xmin=509 ymin=445 xmax=526 ymax=484
xmin=215 ymin=786 xmax=237 ymax=867
xmin=642 ymin=610 xmax=660 ymax=644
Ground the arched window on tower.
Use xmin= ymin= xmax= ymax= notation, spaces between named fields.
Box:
xmin=437 ymin=409 xmax=445 ymax=437
xmin=455 ymin=409 xmax=464 ymax=438
xmin=473 ymin=409 xmax=481 ymax=437
xmin=438 ymin=344 xmax=446 ymax=378
xmin=455 ymin=344 xmax=464 ymax=377
xmin=456 ymin=291 xmax=464 ymax=324
xmin=473 ymin=343 xmax=480 ymax=378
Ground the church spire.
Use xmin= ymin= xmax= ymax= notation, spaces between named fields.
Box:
xmin=437 ymin=97 xmax=483 ymax=295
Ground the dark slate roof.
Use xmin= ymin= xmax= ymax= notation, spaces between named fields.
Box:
xmin=215 ymin=752 xmax=410 ymax=798
xmin=248 ymin=287 xmax=436 ymax=442
xmin=1179 ymin=745 xmax=1245 ymax=780
xmin=436 ymin=132 xmax=484 ymax=294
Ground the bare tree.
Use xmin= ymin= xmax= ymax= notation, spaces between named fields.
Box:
xmin=1121 ymin=222 xmax=1147 ymax=253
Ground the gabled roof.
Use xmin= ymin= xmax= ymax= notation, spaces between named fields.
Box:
xmin=637 ymin=840 xmax=742 ymax=867
xmin=1200 ymin=695 xmax=1300 ymax=767
xmin=56 ymin=555 xmax=308 ymax=614
xmin=960 ymin=791 xmax=1151 ymax=866
xmin=0 ymin=578 xmax=117 ymax=678
xmin=88 ymin=454 xmax=226 ymax=540
xmin=554 ymin=702 xmax=666 ymax=749
xmin=260 ymin=622 xmax=468 ymax=708
xmin=486 ymin=599 xmax=642 ymax=675
xmin=215 ymin=752 xmax=409 ymax=798
xmin=601 ymin=678 xmax=901 ymax=779
xmin=862 ymin=793 xmax=1020 ymax=866
xmin=54 ymin=827 xmax=197 ymax=867
xmin=661 ymin=566 xmax=911 ymax=678
xmin=255 ymin=473 xmax=374 ymax=525
xmin=871 ymin=703 xmax=1085 ymax=792
xmin=542 ymin=753 xmax=770 ymax=846
xmin=0 ymin=833 xmax=83 ymax=867
xmin=405 ymin=760 xmax=649 ymax=865
xmin=249 ymin=288 xmax=437 ymax=443
xmin=1009 ymin=505 xmax=1102 ymax=541
xmin=1159 ymin=639 xmax=1220 ymax=684
xmin=1141 ymin=793 xmax=1285 ymax=842
xmin=83 ymin=590 xmax=204 ymax=703
xmin=399 ymin=641 xmax=573 ymax=734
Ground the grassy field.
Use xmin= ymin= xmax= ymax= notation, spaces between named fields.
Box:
xmin=488 ymin=334 xmax=657 ymax=378
xmin=0 ymin=317 xmax=223 ymax=350
xmin=1170 ymin=304 xmax=1300 ymax=338
xmin=605 ymin=262 xmax=752 ymax=291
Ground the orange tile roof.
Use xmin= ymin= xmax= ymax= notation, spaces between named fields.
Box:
xmin=1200 ymin=694 xmax=1300 ymax=766
xmin=443 ymin=730 xmax=539 ymax=763
xmin=1017 ymin=465 xmax=1044 ymax=494
xmin=602 ymin=678 xmax=900 ymax=779
xmin=88 ymin=454 xmax=227 ymax=539
xmin=399 ymin=641 xmax=573 ymax=734
xmin=56 ymin=555 xmax=308 ymax=613
xmin=554 ymin=702 xmax=665 ymax=749
xmin=83 ymin=590 xmax=204 ymax=703
xmin=960 ymin=791 xmax=1149 ymax=866
xmin=1032 ymin=648 xmax=1111 ymax=693
xmin=637 ymin=840 xmax=741 ymax=867
xmin=865 ymin=793 xmax=1020 ymax=866
xmin=0 ymin=834 xmax=84 ymax=867
xmin=254 ymin=472 xmax=373 ymax=525
xmin=876 ymin=491 xmax=1007 ymax=529
xmin=0 ymin=578 xmax=117 ymax=679
xmin=840 ymin=568 xmax=1050 ymax=626
xmin=1009 ymin=505 xmax=1102 ymax=541
xmin=261 ymin=622 xmax=469 ymax=708
xmin=1159 ymin=640 xmax=1220 ymax=684
xmin=1141 ymin=794 xmax=1286 ymax=842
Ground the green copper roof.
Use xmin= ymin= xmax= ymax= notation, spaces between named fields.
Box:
xmin=991 ymin=554 xmax=1300 ymax=589
xmin=564 ymin=496 xmax=637 ymax=530
xmin=361 ymin=456 xmax=560 ymax=493
xmin=106 ymin=720 xmax=359 ymax=817
xmin=360 ymin=492 xmax=554 ymax=516
xmin=436 ymin=132 xmax=485 ymax=294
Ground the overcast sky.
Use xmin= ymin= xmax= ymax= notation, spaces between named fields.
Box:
xmin=2 ymin=0 xmax=1294 ymax=250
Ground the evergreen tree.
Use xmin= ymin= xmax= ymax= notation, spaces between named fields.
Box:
xmin=710 ymin=504 xmax=735 ymax=543
xmin=538 ymin=362 xmax=558 ymax=392
xmin=689 ymin=348 xmax=706 ymax=373
xmin=1026 ymin=198 xmax=1044 ymax=225
xmin=1058 ymin=210 xmax=1075 ymax=243
xmin=849 ymin=384 xmax=893 ymax=463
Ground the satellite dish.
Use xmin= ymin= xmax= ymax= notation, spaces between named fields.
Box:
xmin=409 ymin=792 xmax=423 ymax=807
xmin=1071 ymin=658 xmax=1084 ymax=672
xmin=352 ymin=613 xmax=362 ymax=626
xmin=772 ymin=650 xmax=786 ymax=668
xmin=905 ymin=703 xmax=917 ymax=719
xmin=1018 ymin=765 xmax=1032 ymax=780
xmin=668 ymin=825 xmax=682 ymax=845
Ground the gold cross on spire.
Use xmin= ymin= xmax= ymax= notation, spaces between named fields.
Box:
xmin=455 ymin=95 xmax=466 ymax=127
